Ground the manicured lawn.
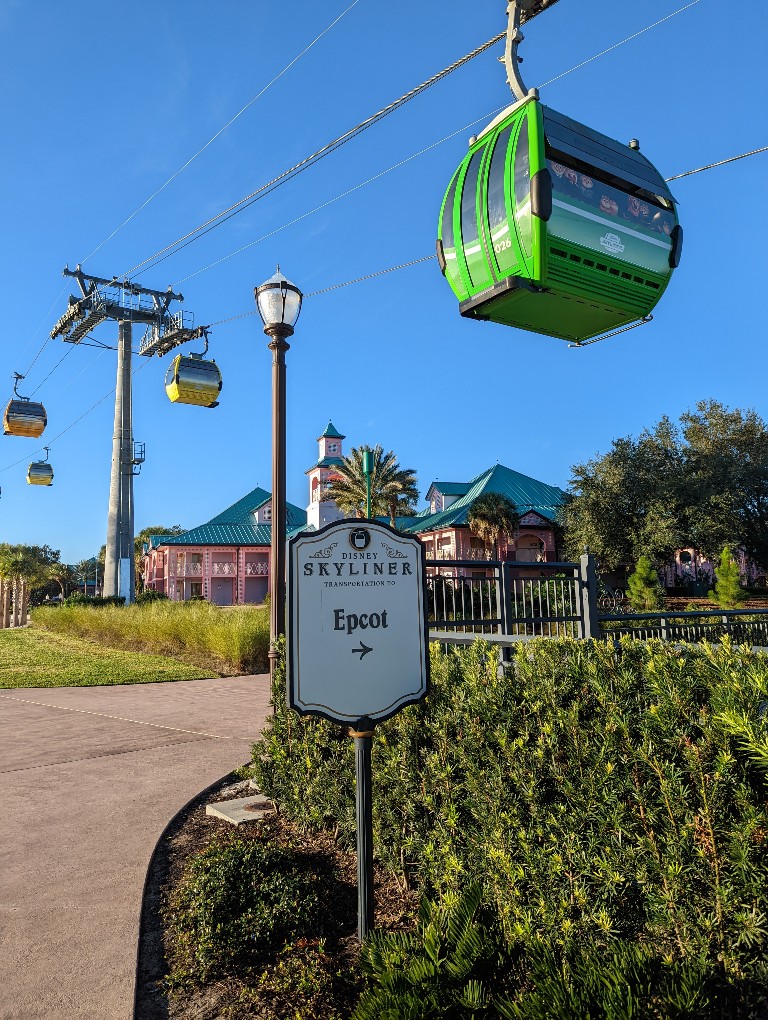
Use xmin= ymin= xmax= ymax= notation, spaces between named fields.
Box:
xmin=0 ymin=628 xmax=213 ymax=688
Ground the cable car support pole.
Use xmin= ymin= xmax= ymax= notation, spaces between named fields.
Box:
xmin=50 ymin=267 xmax=194 ymax=604
xmin=104 ymin=320 xmax=134 ymax=600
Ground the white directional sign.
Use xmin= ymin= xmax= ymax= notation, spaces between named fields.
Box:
xmin=287 ymin=520 xmax=429 ymax=725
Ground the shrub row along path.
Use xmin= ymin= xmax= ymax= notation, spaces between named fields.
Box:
xmin=0 ymin=674 xmax=271 ymax=1020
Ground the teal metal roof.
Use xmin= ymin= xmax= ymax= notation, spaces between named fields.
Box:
xmin=206 ymin=486 xmax=271 ymax=525
xmin=429 ymin=481 xmax=471 ymax=496
xmin=319 ymin=421 xmax=345 ymax=440
xmin=159 ymin=486 xmax=307 ymax=547
xmin=406 ymin=464 xmax=566 ymax=534
xmin=372 ymin=514 xmax=425 ymax=530
xmin=142 ymin=534 xmax=174 ymax=553
xmin=163 ymin=523 xmax=273 ymax=546
xmin=306 ymin=455 xmax=345 ymax=472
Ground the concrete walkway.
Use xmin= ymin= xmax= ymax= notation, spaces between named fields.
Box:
xmin=0 ymin=675 xmax=271 ymax=1020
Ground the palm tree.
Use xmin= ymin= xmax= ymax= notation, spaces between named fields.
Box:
xmin=74 ymin=558 xmax=95 ymax=595
xmin=0 ymin=544 xmax=13 ymax=628
xmin=47 ymin=562 xmax=76 ymax=599
xmin=323 ymin=445 xmax=419 ymax=526
xmin=467 ymin=493 xmax=519 ymax=560
xmin=0 ymin=544 xmax=53 ymax=626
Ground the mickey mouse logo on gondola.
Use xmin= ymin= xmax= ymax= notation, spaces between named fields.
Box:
xmin=349 ymin=528 xmax=371 ymax=551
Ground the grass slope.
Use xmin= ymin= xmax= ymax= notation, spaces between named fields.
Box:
xmin=0 ymin=629 xmax=212 ymax=688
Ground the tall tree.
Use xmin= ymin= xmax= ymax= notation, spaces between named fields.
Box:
xmin=563 ymin=401 xmax=768 ymax=572
xmin=563 ymin=418 xmax=686 ymax=570
xmin=681 ymin=401 xmax=768 ymax=570
xmin=323 ymin=445 xmax=419 ymax=525
xmin=467 ymin=493 xmax=519 ymax=560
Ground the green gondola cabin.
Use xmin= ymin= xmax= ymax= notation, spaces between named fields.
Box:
xmin=437 ymin=94 xmax=682 ymax=343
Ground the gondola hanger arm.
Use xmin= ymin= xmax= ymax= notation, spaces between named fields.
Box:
xmin=503 ymin=0 xmax=560 ymax=101
xmin=12 ymin=372 xmax=29 ymax=401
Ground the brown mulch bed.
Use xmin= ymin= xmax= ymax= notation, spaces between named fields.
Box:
xmin=135 ymin=776 xmax=418 ymax=1019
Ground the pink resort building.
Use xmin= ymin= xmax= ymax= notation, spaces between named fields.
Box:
xmin=141 ymin=421 xmax=567 ymax=605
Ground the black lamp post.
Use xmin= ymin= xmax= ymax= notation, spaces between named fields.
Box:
xmin=254 ymin=267 xmax=303 ymax=682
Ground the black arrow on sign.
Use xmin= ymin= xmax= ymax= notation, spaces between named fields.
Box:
xmin=352 ymin=642 xmax=373 ymax=660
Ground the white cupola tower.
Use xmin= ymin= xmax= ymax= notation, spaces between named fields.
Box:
xmin=306 ymin=421 xmax=346 ymax=529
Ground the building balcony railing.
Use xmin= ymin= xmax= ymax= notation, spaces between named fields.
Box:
xmin=212 ymin=562 xmax=236 ymax=575
xmin=245 ymin=562 xmax=269 ymax=576
xmin=178 ymin=563 xmax=203 ymax=576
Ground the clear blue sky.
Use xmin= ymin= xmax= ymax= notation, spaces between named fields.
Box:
xmin=1 ymin=0 xmax=766 ymax=564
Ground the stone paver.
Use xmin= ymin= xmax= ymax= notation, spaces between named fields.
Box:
xmin=0 ymin=675 xmax=270 ymax=1020
xmin=205 ymin=792 xmax=275 ymax=826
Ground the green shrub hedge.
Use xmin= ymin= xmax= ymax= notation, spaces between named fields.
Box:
xmin=31 ymin=599 xmax=269 ymax=673
xmin=165 ymin=833 xmax=322 ymax=982
xmin=353 ymin=883 xmax=765 ymax=1018
xmin=63 ymin=593 xmax=126 ymax=607
xmin=247 ymin=637 xmax=768 ymax=1002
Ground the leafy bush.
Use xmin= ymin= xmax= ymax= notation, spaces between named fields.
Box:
xmin=63 ymin=593 xmax=126 ymax=608
xmin=248 ymin=638 xmax=768 ymax=983
xmin=165 ymin=833 xmax=322 ymax=981
xmin=354 ymin=884 xmax=519 ymax=1018
xmin=135 ymin=589 xmax=169 ymax=605
xmin=355 ymin=885 xmax=766 ymax=1018
xmin=627 ymin=555 xmax=665 ymax=610
xmin=31 ymin=599 xmax=269 ymax=673
xmin=709 ymin=547 xmax=746 ymax=609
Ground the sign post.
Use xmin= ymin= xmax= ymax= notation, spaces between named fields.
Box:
xmin=351 ymin=723 xmax=375 ymax=937
xmin=287 ymin=519 xmax=429 ymax=940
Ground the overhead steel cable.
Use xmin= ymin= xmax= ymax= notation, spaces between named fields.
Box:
xmin=1 ymin=2 xmax=744 ymax=427
xmin=665 ymin=146 xmax=768 ymax=181
xmin=18 ymin=0 xmax=706 ymax=404
xmin=199 ymin=140 xmax=768 ymax=317
xmin=3 ymin=136 xmax=763 ymax=474
xmin=304 ymin=256 xmax=438 ymax=298
xmin=170 ymin=0 xmax=708 ymax=290
xmin=5 ymin=6 xmax=362 ymax=417
xmin=29 ymin=345 xmax=76 ymax=396
xmin=81 ymin=0 xmax=362 ymax=267
xmin=537 ymin=0 xmax=703 ymax=90
xmin=172 ymin=108 xmax=500 ymax=286
xmin=0 ymin=357 xmax=151 ymax=474
xmin=14 ymin=285 xmax=70 ymax=380
xmin=197 ymin=254 xmax=440 ymax=328
xmin=121 ymin=29 xmax=507 ymax=279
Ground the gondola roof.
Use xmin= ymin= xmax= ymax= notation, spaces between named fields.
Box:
xmin=541 ymin=106 xmax=677 ymax=205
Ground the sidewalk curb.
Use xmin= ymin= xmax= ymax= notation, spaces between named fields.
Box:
xmin=132 ymin=765 xmax=251 ymax=1019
